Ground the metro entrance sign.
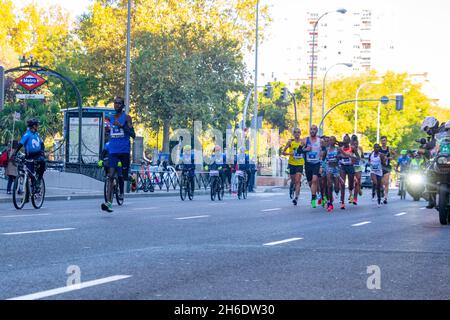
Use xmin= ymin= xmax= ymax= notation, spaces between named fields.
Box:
xmin=14 ymin=71 xmax=46 ymax=91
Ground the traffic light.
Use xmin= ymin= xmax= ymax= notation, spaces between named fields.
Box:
xmin=281 ymin=87 xmax=289 ymax=101
xmin=263 ymin=83 xmax=273 ymax=99
xmin=395 ymin=94 xmax=404 ymax=111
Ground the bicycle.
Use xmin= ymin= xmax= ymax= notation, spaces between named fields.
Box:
xmin=103 ymin=163 xmax=124 ymax=206
xmin=397 ymin=170 xmax=407 ymax=200
xmin=236 ymin=169 xmax=248 ymax=200
xmin=209 ymin=169 xmax=224 ymax=201
xmin=179 ymin=165 xmax=195 ymax=201
xmin=12 ymin=155 xmax=46 ymax=210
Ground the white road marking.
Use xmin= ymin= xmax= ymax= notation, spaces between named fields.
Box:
xmin=8 ymin=275 xmax=132 ymax=300
xmin=395 ymin=212 xmax=408 ymax=216
xmin=420 ymin=207 xmax=427 ymax=210
xmin=261 ymin=200 xmax=273 ymax=202
xmin=263 ymin=238 xmax=303 ymax=246
xmin=261 ymin=208 xmax=282 ymax=212
xmin=0 ymin=214 xmax=51 ymax=218
xmin=130 ymin=207 xmax=159 ymax=211
xmin=351 ymin=221 xmax=372 ymax=227
xmin=176 ymin=215 xmax=210 ymax=220
xmin=2 ymin=228 xmax=75 ymax=236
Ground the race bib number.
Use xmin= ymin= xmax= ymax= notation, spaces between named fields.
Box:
xmin=111 ymin=126 xmax=125 ymax=138
xmin=307 ymin=152 xmax=318 ymax=160
xmin=293 ymin=150 xmax=303 ymax=159
xmin=372 ymin=164 xmax=380 ymax=170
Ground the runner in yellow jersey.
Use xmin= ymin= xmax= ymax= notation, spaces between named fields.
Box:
xmin=282 ymin=128 xmax=305 ymax=206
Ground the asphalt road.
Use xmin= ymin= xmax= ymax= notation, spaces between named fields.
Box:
xmin=0 ymin=188 xmax=449 ymax=300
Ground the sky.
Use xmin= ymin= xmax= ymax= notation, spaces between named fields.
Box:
xmin=13 ymin=0 xmax=450 ymax=107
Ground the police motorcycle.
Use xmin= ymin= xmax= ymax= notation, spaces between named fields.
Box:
xmin=420 ymin=117 xmax=450 ymax=225
xmin=405 ymin=152 xmax=426 ymax=202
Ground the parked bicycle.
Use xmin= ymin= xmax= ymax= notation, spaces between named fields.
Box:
xmin=12 ymin=154 xmax=46 ymax=209
xmin=236 ymin=169 xmax=248 ymax=200
xmin=179 ymin=164 xmax=195 ymax=201
xmin=209 ymin=168 xmax=224 ymax=201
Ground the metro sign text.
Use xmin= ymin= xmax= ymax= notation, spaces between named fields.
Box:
xmin=14 ymin=71 xmax=46 ymax=91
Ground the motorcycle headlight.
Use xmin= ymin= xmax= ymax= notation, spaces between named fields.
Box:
xmin=407 ymin=174 xmax=425 ymax=185
xmin=437 ymin=157 xmax=449 ymax=165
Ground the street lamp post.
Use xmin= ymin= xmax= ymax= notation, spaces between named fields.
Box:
xmin=252 ymin=0 xmax=260 ymax=187
xmin=320 ymin=62 xmax=352 ymax=135
xmin=308 ymin=8 xmax=347 ymax=128
xmin=125 ymin=0 xmax=132 ymax=113
xmin=354 ymin=80 xmax=382 ymax=134
xmin=377 ymin=93 xmax=403 ymax=143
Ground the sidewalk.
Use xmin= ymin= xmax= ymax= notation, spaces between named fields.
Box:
xmin=0 ymin=185 xmax=276 ymax=203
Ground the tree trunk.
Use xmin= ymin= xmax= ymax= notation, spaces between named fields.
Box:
xmin=162 ymin=118 xmax=170 ymax=153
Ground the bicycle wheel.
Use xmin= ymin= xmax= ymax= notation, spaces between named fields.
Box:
xmin=218 ymin=177 xmax=224 ymax=201
xmin=13 ymin=174 xmax=27 ymax=210
xmin=188 ymin=178 xmax=194 ymax=200
xmin=31 ymin=178 xmax=45 ymax=209
xmin=180 ymin=176 xmax=187 ymax=201
xmin=114 ymin=178 xmax=124 ymax=206
xmin=210 ymin=177 xmax=217 ymax=201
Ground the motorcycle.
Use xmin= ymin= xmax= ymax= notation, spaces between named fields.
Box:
xmin=406 ymin=169 xmax=426 ymax=201
xmin=424 ymin=131 xmax=450 ymax=225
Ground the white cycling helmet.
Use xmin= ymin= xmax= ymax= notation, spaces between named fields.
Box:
xmin=421 ymin=116 xmax=438 ymax=132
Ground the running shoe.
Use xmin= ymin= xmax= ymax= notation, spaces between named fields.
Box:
xmin=322 ymin=196 xmax=328 ymax=207
xmin=377 ymin=200 xmax=381 ymax=208
xmin=311 ymin=199 xmax=317 ymax=208
xmin=353 ymin=197 xmax=358 ymax=205
xmin=383 ymin=198 xmax=388 ymax=205
xmin=292 ymin=198 xmax=298 ymax=206
xmin=318 ymin=198 xmax=322 ymax=206
xmin=359 ymin=189 xmax=363 ymax=196
xmin=101 ymin=202 xmax=113 ymax=213
xmin=340 ymin=202 xmax=345 ymax=210
xmin=348 ymin=194 xmax=354 ymax=204
xmin=327 ymin=202 xmax=333 ymax=212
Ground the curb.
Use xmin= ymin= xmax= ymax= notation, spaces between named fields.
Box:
xmin=0 ymin=189 xmax=211 ymax=204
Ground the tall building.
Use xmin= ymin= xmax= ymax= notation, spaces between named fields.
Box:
xmin=277 ymin=9 xmax=374 ymax=89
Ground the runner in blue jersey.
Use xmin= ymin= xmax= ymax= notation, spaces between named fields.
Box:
xmin=101 ymin=96 xmax=136 ymax=213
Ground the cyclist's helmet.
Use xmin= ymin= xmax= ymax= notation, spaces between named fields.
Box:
xmin=400 ymin=150 xmax=407 ymax=155
xmin=421 ymin=116 xmax=438 ymax=133
xmin=27 ymin=118 xmax=40 ymax=128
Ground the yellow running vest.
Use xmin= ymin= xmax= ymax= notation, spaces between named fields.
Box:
xmin=288 ymin=140 xmax=305 ymax=166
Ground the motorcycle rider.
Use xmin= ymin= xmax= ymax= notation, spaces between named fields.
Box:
xmin=419 ymin=116 xmax=440 ymax=209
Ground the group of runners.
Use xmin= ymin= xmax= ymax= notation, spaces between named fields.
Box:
xmin=282 ymin=125 xmax=395 ymax=211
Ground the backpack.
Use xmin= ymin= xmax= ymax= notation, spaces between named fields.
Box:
xmin=0 ymin=150 xmax=8 ymax=167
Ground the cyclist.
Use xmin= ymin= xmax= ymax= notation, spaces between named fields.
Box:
xmin=379 ymin=136 xmax=395 ymax=204
xmin=410 ymin=152 xmax=425 ymax=171
xmin=337 ymin=134 xmax=357 ymax=210
xmin=180 ymin=145 xmax=196 ymax=194
xmin=369 ymin=143 xmax=386 ymax=207
xmin=351 ymin=135 xmax=364 ymax=205
xmin=101 ymin=96 xmax=135 ymax=213
xmin=324 ymin=136 xmax=340 ymax=212
xmin=13 ymin=118 xmax=46 ymax=194
xmin=303 ymin=125 xmax=323 ymax=208
xmin=282 ymin=128 xmax=305 ymax=206
xmin=396 ymin=150 xmax=411 ymax=195
xmin=206 ymin=145 xmax=226 ymax=190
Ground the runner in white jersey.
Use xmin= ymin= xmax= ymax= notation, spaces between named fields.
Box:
xmin=369 ymin=143 xmax=386 ymax=207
